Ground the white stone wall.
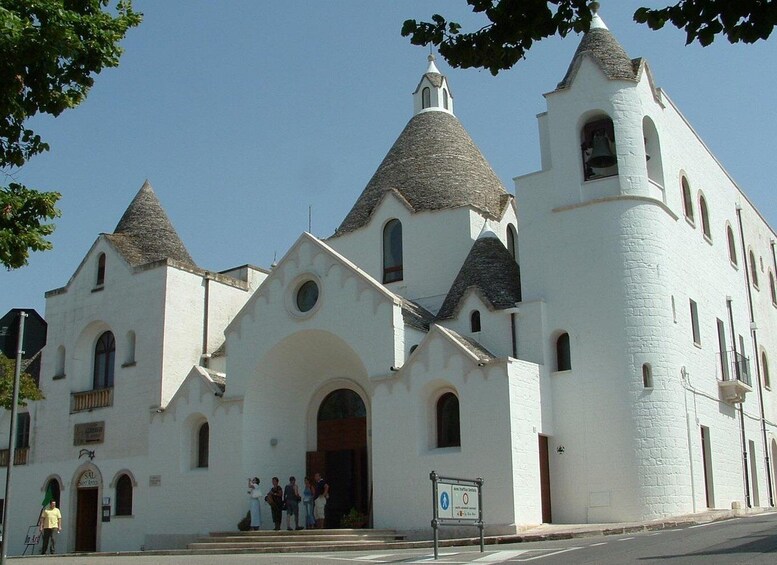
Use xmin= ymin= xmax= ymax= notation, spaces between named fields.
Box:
xmin=370 ymin=330 xmax=542 ymax=534
xmin=439 ymin=292 xmax=515 ymax=359
xmin=329 ymin=195 xmax=514 ymax=315
xmin=144 ymin=370 xmax=245 ymax=548
xmin=225 ymin=235 xmax=400 ymax=484
xmin=159 ymin=268 xmax=256 ymax=406
xmin=516 ymin=52 xmax=777 ymax=523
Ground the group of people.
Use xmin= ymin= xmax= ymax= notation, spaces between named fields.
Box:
xmin=247 ymin=473 xmax=329 ymax=531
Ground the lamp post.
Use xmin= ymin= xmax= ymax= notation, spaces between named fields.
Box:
xmin=1 ymin=311 xmax=26 ymax=564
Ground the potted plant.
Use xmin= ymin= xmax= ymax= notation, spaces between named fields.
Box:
xmin=340 ymin=507 xmax=368 ymax=529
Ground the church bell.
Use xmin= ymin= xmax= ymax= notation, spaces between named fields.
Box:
xmin=588 ymin=132 xmax=616 ymax=169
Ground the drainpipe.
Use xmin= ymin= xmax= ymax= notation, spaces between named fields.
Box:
xmin=681 ymin=367 xmax=697 ymax=513
xmin=202 ymin=276 xmax=210 ymax=368
xmin=727 ymin=297 xmax=751 ymax=507
xmin=736 ymin=206 xmax=773 ymax=507
xmin=510 ymin=313 xmax=518 ymax=359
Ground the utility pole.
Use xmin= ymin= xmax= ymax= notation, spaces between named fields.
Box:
xmin=1 ymin=311 xmax=27 ymax=564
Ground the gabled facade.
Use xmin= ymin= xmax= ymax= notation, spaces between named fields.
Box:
xmin=2 ymin=6 xmax=777 ymax=555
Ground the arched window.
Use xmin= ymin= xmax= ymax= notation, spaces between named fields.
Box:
xmin=642 ymin=116 xmax=664 ymax=188
xmin=442 ymin=89 xmax=449 ymax=110
xmin=96 ymin=253 xmax=106 ymax=286
xmin=642 ymin=364 xmax=653 ymax=388
xmin=762 ymin=352 xmax=771 ymax=389
xmin=422 ymin=87 xmax=431 ymax=109
xmin=727 ymin=226 xmax=738 ymax=266
xmin=93 ymin=331 xmax=115 ymax=389
xmin=318 ymin=389 xmax=366 ymax=420
xmin=470 ymin=310 xmax=481 ymax=333
xmin=681 ymin=178 xmax=694 ymax=222
xmin=581 ymin=117 xmax=617 ymax=181
xmin=750 ymin=250 xmax=759 ymax=288
xmin=382 ymin=219 xmax=403 ymax=283
xmin=556 ymin=332 xmax=571 ymax=371
xmin=45 ymin=479 xmax=61 ymax=507
xmin=115 ymin=474 xmax=133 ymax=516
xmin=507 ymin=225 xmax=518 ymax=262
xmin=436 ymin=392 xmax=460 ymax=448
xmin=197 ymin=422 xmax=209 ymax=468
xmin=699 ymin=195 xmax=711 ymax=239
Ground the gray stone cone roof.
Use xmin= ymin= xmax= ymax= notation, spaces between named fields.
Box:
xmin=333 ymin=111 xmax=510 ymax=235
xmin=557 ymin=28 xmax=637 ymax=90
xmin=437 ymin=236 xmax=522 ymax=319
xmin=109 ymin=181 xmax=196 ymax=268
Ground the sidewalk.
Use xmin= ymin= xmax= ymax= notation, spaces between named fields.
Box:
xmin=482 ymin=508 xmax=761 ymax=546
xmin=15 ymin=508 xmax=771 ymax=559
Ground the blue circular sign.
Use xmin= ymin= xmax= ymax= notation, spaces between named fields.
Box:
xmin=440 ymin=492 xmax=450 ymax=510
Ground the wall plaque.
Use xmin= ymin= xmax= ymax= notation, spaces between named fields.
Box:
xmin=74 ymin=421 xmax=105 ymax=445
xmin=77 ymin=469 xmax=100 ymax=488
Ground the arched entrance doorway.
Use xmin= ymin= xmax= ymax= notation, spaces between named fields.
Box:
xmin=75 ymin=469 xmax=99 ymax=552
xmin=307 ymin=389 xmax=368 ymax=528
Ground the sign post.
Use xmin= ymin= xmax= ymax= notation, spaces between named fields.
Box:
xmin=430 ymin=471 xmax=484 ymax=560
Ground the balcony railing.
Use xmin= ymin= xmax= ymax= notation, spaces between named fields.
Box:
xmin=71 ymin=387 xmax=113 ymax=413
xmin=718 ymin=350 xmax=752 ymax=404
xmin=0 ymin=447 xmax=29 ymax=466
xmin=719 ymin=351 xmax=752 ymax=386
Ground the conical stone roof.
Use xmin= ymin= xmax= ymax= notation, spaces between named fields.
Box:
xmin=437 ymin=235 xmax=522 ymax=319
xmin=106 ymin=181 xmax=196 ymax=268
xmin=334 ymin=111 xmax=510 ymax=235
xmin=557 ymin=23 xmax=638 ymax=90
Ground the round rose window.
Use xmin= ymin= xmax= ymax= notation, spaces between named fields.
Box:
xmin=296 ymin=280 xmax=319 ymax=312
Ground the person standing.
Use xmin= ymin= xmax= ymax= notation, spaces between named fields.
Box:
xmin=265 ymin=476 xmax=283 ymax=530
xmin=313 ymin=472 xmax=329 ymax=529
xmin=247 ymin=477 xmax=262 ymax=530
xmin=38 ymin=500 xmax=62 ymax=554
xmin=283 ymin=476 xmax=302 ymax=530
xmin=302 ymin=477 xmax=316 ymax=529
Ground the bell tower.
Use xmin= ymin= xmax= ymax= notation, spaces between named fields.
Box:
xmin=412 ymin=54 xmax=454 ymax=116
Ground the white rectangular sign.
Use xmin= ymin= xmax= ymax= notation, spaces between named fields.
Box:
xmin=437 ymin=482 xmax=479 ymax=522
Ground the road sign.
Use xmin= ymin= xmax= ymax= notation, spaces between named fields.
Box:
xmin=430 ymin=471 xmax=484 ymax=559
xmin=437 ymin=483 xmax=478 ymax=522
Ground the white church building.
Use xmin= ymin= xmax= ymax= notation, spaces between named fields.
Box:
xmin=2 ymin=8 xmax=777 ymax=554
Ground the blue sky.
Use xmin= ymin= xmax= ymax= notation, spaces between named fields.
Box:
xmin=3 ymin=1 xmax=776 ymax=315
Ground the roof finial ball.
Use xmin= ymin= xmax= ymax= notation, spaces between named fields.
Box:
xmin=590 ymin=1 xmax=600 ymax=15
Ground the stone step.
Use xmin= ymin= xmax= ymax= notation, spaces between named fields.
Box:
xmin=196 ymin=534 xmax=398 ymax=544
xmin=188 ymin=528 xmax=405 ymax=553
xmin=207 ymin=528 xmax=398 ymax=538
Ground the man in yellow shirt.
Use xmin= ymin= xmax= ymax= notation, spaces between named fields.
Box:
xmin=38 ymin=500 xmax=62 ymax=554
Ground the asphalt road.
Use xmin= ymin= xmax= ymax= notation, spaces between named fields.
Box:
xmin=14 ymin=511 xmax=777 ymax=564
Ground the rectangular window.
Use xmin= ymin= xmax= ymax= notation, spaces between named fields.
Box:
xmin=16 ymin=413 xmax=30 ymax=449
xmin=717 ymin=319 xmax=729 ymax=379
xmin=690 ymin=299 xmax=701 ymax=345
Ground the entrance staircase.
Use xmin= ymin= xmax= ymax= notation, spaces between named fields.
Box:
xmin=187 ymin=528 xmax=407 ymax=554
